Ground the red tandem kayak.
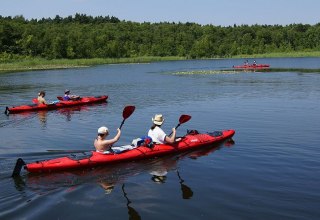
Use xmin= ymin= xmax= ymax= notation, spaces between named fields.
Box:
xmin=12 ymin=129 xmax=235 ymax=174
xmin=5 ymin=95 xmax=108 ymax=114
xmin=233 ymin=64 xmax=270 ymax=69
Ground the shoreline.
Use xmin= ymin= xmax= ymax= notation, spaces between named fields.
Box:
xmin=1 ymin=52 xmax=320 ymax=73
xmin=0 ymin=56 xmax=184 ymax=73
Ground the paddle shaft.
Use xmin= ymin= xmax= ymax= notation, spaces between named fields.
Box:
xmin=119 ymin=119 xmax=126 ymax=129
xmin=168 ymin=124 xmax=181 ymax=136
xmin=168 ymin=114 xmax=191 ymax=136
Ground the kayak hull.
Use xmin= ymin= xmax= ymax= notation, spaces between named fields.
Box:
xmin=7 ymin=95 xmax=108 ymax=113
xmin=25 ymin=129 xmax=235 ymax=173
xmin=233 ymin=64 xmax=270 ymax=69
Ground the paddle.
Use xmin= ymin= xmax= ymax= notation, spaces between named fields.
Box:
xmin=119 ymin=105 xmax=135 ymax=129
xmin=32 ymin=98 xmax=38 ymax=104
xmin=168 ymin=114 xmax=192 ymax=136
xmin=12 ymin=158 xmax=26 ymax=177
xmin=33 ymin=106 xmax=135 ymax=154
xmin=4 ymin=107 xmax=9 ymax=115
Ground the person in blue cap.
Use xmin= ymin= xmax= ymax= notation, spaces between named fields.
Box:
xmin=63 ymin=89 xmax=80 ymax=101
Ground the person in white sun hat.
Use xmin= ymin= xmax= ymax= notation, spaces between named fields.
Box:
xmin=148 ymin=114 xmax=177 ymax=144
xmin=94 ymin=126 xmax=121 ymax=153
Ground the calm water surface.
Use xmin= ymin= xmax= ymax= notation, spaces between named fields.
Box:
xmin=0 ymin=58 xmax=320 ymax=219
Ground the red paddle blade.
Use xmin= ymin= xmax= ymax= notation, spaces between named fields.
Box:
xmin=32 ymin=98 xmax=38 ymax=104
xmin=123 ymin=106 xmax=135 ymax=119
xmin=179 ymin=114 xmax=191 ymax=124
xmin=57 ymin=96 xmax=63 ymax=101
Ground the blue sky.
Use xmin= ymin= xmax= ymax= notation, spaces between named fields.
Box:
xmin=1 ymin=0 xmax=319 ymax=26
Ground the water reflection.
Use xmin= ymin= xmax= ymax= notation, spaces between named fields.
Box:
xmin=176 ymin=170 xmax=193 ymax=199
xmin=37 ymin=111 xmax=48 ymax=127
xmin=122 ymin=184 xmax=142 ymax=220
xmin=56 ymin=105 xmax=90 ymax=122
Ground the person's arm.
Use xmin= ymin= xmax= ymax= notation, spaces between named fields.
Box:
xmin=165 ymin=127 xmax=176 ymax=144
xmin=70 ymin=95 xmax=80 ymax=100
xmin=102 ymin=128 xmax=121 ymax=147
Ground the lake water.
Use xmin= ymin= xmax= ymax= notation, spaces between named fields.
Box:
xmin=0 ymin=58 xmax=320 ymax=219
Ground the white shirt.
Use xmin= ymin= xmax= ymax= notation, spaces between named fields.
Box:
xmin=148 ymin=126 xmax=166 ymax=144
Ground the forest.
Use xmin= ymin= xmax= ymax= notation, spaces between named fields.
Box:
xmin=1 ymin=14 xmax=320 ymax=61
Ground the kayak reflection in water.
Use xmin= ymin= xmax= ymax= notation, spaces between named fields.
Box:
xmin=94 ymin=126 xmax=121 ymax=153
xmin=148 ymin=114 xmax=179 ymax=144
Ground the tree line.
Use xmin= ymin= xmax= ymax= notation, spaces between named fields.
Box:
xmin=1 ymin=14 xmax=320 ymax=60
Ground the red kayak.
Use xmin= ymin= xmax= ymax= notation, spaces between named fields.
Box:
xmin=5 ymin=95 xmax=108 ymax=114
xmin=12 ymin=129 xmax=235 ymax=174
xmin=233 ymin=64 xmax=270 ymax=69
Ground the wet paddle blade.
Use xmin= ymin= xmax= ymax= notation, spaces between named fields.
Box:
xmin=11 ymin=158 xmax=26 ymax=177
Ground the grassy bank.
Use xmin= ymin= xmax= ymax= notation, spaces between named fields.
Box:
xmin=1 ymin=51 xmax=320 ymax=73
xmin=233 ymin=51 xmax=320 ymax=58
xmin=0 ymin=56 xmax=184 ymax=73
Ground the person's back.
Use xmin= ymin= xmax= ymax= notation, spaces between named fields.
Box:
xmin=148 ymin=126 xmax=166 ymax=144
xmin=37 ymin=91 xmax=47 ymax=105
xmin=148 ymin=114 xmax=177 ymax=144
xmin=94 ymin=126 xmax=121 ymax=153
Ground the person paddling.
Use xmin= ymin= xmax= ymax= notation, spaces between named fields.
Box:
xmin=94 ymin=126 xmax=121 ymax=153
xmin=37 ymin=91 xmax=47 ymax=104
xmin=148 ymin=114 xmax=177 ymax=144
xmin=63 ymin=89 xmax=80 ymax=101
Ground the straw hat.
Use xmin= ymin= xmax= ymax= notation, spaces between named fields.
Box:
xmin=152 ymin=114 xmax=164 ymax=126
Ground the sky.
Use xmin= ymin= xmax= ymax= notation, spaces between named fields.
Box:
xmin=0 ymin=0 xmax=319 ymax=26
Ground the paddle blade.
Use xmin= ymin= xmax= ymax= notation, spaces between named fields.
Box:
xmin=179 ymin=115 xmax=191 ymax=124
xmin=11 ymin=158 xmax=26 ymax=177
xmin=4 ymin=107 xmax=9 ymax=115
xmin=123 ymin=106 xmax=135 ymax=119
xmin=32 ymin=98 xmax=38 ymax=104
xmin=57 ymin=96 xmax=63 ymax=101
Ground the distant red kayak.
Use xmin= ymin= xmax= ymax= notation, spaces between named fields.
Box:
xmin=5 ymin=95 xmax=108 ymax=114
xmin=233 ymin=64 xmax=270 ymax=69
